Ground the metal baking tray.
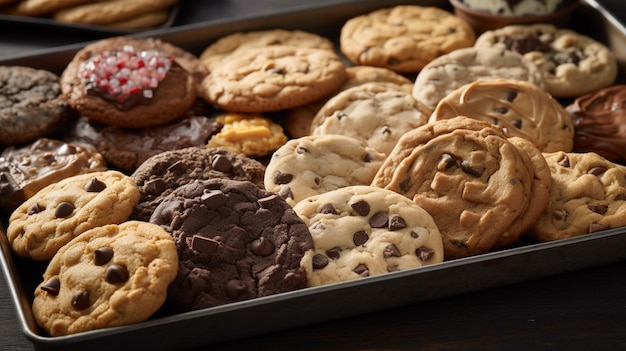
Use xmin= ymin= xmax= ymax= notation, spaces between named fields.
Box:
xmin=1 ymin=0 xmax=626 ymax=350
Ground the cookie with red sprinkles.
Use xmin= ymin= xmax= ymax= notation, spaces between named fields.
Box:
xmin=60 ymin=36 xmax=199 ymax=129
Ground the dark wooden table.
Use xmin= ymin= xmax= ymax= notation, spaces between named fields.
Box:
xmin=2 ymin=1 xmax=626 ymax=350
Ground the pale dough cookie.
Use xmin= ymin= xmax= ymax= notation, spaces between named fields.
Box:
xmin=200 ymin=45 xmax=347 ymax=113
xmin=430 ymin=78 xmax=574 ymax=152
xmin=32 ymin=221 xmax=178 ymax=336
xmin=6 ymin=170 xmax=140 ymax=261
xmin=340 ymin=5 xmax=476 ymax=73
xmin=53 ymin=0 xmax=177 ymax=25
xmin=294 ymin=185 xmax=444 ymax=287
xmin=474 ymin=24 xmax=618 ymax=98
xmin=207 ymin=112 xmax=288 ymax=158
xmin=264 ymin=134 xmax=387 ymax=206
xmin=528 ymin=151 xmax=626 ymax=242
xmin=412 ymin=46 xmax=545 ymax=115
xmin=371 ymin=116 xmax=542 ymax=259
xmin=310 ymin=82 xmax=429 ymax=156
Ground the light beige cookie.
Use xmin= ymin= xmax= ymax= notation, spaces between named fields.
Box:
xmin=32 ymin=221 xmax=178 ymax=336
xmin=412 ymin=46 xmax=545 ymax=115
xmin=6 ymin=170 xmax=140 ymax=260
xmin=9 ymin=0 xmax=107 ymax=17
xmin=200 ymin=45 xmax=347 ymax=113
xmin=474 ymin=24 xmax=618 ymax=98
xmin=430 ymin=78 xmax=574 ymax=152
xmin=104 ymin=9 xmax=170 ymax=30
xmin=340 ymin=5 xmax=476 ymax=73
xmin=264 ymin=134 xmax=387 ymax=207
xmin=53 ymin=0 xmax=177 ymax=25
xmin=294 ymin=185 xmax=444 ymax=287
xmin=528 ymin=151 xmax=626 ymax=242
xmin=310 ymin=82 xmax=429 ymax=156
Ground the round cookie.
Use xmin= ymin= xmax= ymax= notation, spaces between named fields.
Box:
xmin=264 ymin=134 xmax=387 ymax=207
xmin=6 ymin=170 xmax=140 ymax=261
xmin=371 ymin=116 xmax=540 ymax=259
xmin=474 ymin=24 xmax=618 ymax=98
xmin=7 ymin=0 xmax=98 ymax=16
xmin=199 ymin=29 xmax=335 ymax=71
xmin=340 ymin=5 xmax=476 ymax=73
xmin=200 ymin=45 xmax=347 ymax=113
xmin=149 ymin=178 xmax=314 ymax=312
xmin=566 ymin=85 xmax=626 ymax=163
xmin=284 ymin=65 xmax=414 ymax=139
xmin=61 ymin=36 xmax=198 ymax=128
xmin=0 ymin=138 xmax=107 ymax=211
xmin=528 ymin=151 xmax=626 ymax=242
xmin=32 ymin=221 xmax=178 ymax=336
xmin=0 ymin=66 xmax=75 ymax=147
xmin=131 ymin=147 xmax=266 ymax=222
xmin=293 ymin=185 xmax=444 ymax=287
xmin=310 ymin=82 xmax=429 ymax=156
xmin=412 ymin=46 xmax=545 ymax=115
xmin=430 ymin=78 xmax=574 ymax=152
xmin=52 ymin=0 xmax=177 ymax=25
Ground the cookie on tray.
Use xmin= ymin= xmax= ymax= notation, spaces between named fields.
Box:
xmin=61 ymin=36 xmax=199 ymax=128
xmin=566 ymin=85 xmax=626 ymax=163
xmin=293 ymin=185 xmax=444 ymax=287
xmin=6 ymin=170 xmax=140 ymax=260
xmin=371 ymin=116 xmax=550 ymax=259
xmin=52 ymin=0 xmax=177 ymax=26
xmin=412 ymin=46 xmax=545 ymax=115
xmin=200 ymin=45 xmax=347 ymax=113
xmin=474 ymin=23 xmax=618 ymax=98
xmin=340 ymin=5 xmax=476 ymax=73
xmin=0 ymin=138 xmax=107 ymax=211
xmin=149 ymin=178 xmax=313 ymax=312
xmin=32 ymin=221 xmax=178 ymax=336
xmin=0 ymin=66 xmax=75 ymax=147
xmin=264 ymin=134 xmax=387 ymax=207
xmin=430 ymin=78 xmax=574 ymax=152
xmin=528 ymin=151 xmax=626 ymax=242
xmin=131 ymin=147 xmax=266 ymax=222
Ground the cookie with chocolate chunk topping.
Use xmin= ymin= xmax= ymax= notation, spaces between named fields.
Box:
xmin=294 ymin=185 xmax=443 ymax=286
xmin=149 ymin=178 xmax=313 ymax=311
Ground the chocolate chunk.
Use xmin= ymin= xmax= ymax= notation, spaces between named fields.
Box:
xmin=166 ymin=160 xmax=186 ymax=174
xmin=363 ymin=153 xmax=374 ymax=163
xmin=382 ymin=126 xmax=392 ymax=135
xmin=353 ymin=230 xmax=369 ymax=246
xmin=273 ymin=171 xmax=293 ymax=185
xmin=55 ymin=202 xmax=75 ymax=218
xmin=399 ymin=178 xmax=410 ymax=192
xmin=224 ymin=279 xmax=247 ymax=299
xmin=72 ymin=290 xmax=90 ymax=310
xmin=416 ymin=246 xmax=435 ymax=261
xmin=369 ymin=212 xmax=389 ymax=228
xmin=192 ymin=235 xmax=219 ymax=254
xmin=312 ymin=254 xmax=330 ymax=269
xmin=278 ymin=186 xmax=293 ymax=200
xmin=94 ymin=247 xmax=114 ymax=266
xmin=552 ymin=209 xmax=568 ymax=221
xmin=511 ymin=119 xmax=523 ymax=129
xmin=383 ymin=243 xmax=401 ymax=258
xmin=410 ymin=231 xmax=420 ymax=238
xmin=28 ymin=202 xmax=43 ymax=215
xmin=336 ymin=111 xmax=347 ymax=120
xmin=144 ymin=178 xmax=166 ymax=196
xmin=351 ymin=200 xmax=370 ymax=216
xmin=325 ymin=246 xmax=341 ymax=259
xmin=389 ymin=215 xmax=406 ymax=231
xmin=587 ymin=166 xmax=607 ymax=176
xmin=588 ymin=204 xmax=608 ymax=215
xmin=507 ymin=34 xmax=551 ymax=55
xmin=84 ymin=177 xmax=106 ymax=192
xmin=105 ymin=264 xmax=129 ymax=284
xmin=212 ymin=154 xmax=233 ymax=173
xmin=201 ymin=190 xmax=227 ymax=210
xmin=41 ymin=277 xmax=60 ymax=296
xmin=321 ymin=203 xmax=339 ymax=215
xmin=494 ymin=106 xmax=508 ymax=114
xmin=296 ymin=146 xmax=309 ymax=154
xmin=438 ymin=153 xmax=457 ymax=171
xmin=502 ymin=90 xmax=517 ymax=102
xmin=615 ymin=193 xmax=626 ymax=201
xmin=249 ymin=237 xmax=275 ymax=256
xmin=588 ymin=222 xmax=609 ymax=233
xmin=460 ymin=161 xmax=484 ymax=177
xmin=558 ymin=155 xmax=571 ymax=167
xmin=258 ymin=194 xmax=281 ymax=209
xmin=353 ymin=263 xmax=369 ymax=277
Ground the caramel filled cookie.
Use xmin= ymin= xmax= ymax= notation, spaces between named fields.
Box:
xmin=149 ymin=178 xmax=313 ymax=312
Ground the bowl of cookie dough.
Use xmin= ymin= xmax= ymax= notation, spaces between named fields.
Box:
xmin=449 ymin=0 xmax=580 ymax=33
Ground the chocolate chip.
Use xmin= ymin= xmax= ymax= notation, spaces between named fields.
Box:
xmin=325 ymin=246 xmax=341 ymax=259
xmin=166 ymin=160 xmax=186 ymax=174
xmin=296 ymin=146 xmax=309 ymax=154
xmin=94 ymin=247 xmax=114 ymax=266
xmin=258 ymin=194 xmax=281 ymax=209
xmin=55 ymin=202 xmax=75 ymax=218
xmin=399 ymin=178 xmax=411 ymax=192
xmin=351 ymin=200 xmax=370 ymax=216
xmin=502 ymin=90 xmax=517 ymax=102
xmin=314 ymin=177 xmax=320 ymax=185
xmin=558 ymin=155 xmax=571 ymax=167
xmin=383 ymin=243 xmax=401 ymax=258
xmin=41 ymin=277 xmax=60 ymax=296
xmin=72 ymin=290 xmax=90 ymax=310
xmin=201 ymin=190 xmax=227 ymax=210
xmin=105 ymin=264 xmax=129 ymax=284
xmin=273 ymin=171 xmax=293 ymax=185
xmin=511 ymin=119 xmax=523 ymax=129
xmin=369 ymin=212 xmax=389 ymax=228
xmin=27 ymin=202 xmax=43 ymax=215
xmin=144 ymin=178 xmax=166 ymax=196
xmin=508 ymin=34 xmax=551 ymax=55
xmin=588 ymin=204 xmax=608 ymax=215
xmin=494 ymin=106 xmax=508 ymax=114
xmin=212 ymin=154 xmax=232 ymax=173
xmin=389 ymin=215 xmax=406 ymax=231
xmin=84 ymin=177 xmax=106 ymax=192
xmin=336 ymin=111 xmax=347 ymax=120
xmin=353 ymin=264 xmax=369 ymax=277
xmin=249 ymin=237 xmax=275 ymax=256
xmin=192 ymin=235 xmax=219 ymax=254
xmin=312 ymin=254 xmax=330 ymax=269
xmin=321 ymin=204 xmax=339 ymax=215
xmin=225 ymin=279 xmax=247 ymax=299
xmin=615 ymin=193 xmax=626 ymax=201
xmin=552 ymin=209 xmax=568 ymax=221
xmin=267 ymin=67 xmax=286 ymax=75
xmin=363 ymin=153 xmax=373 ymax=163
xmin=587 ymin=166 xmax=607 ymax=176
xmin=410 ymin=231 xmax=419 ymax=238
xmin=416 ymin=246 xmax=435 ymax=261
xmin=438 ymin=153 xmax=457 ymax=171
xmin=353 ymin=230 xmax=369 ymax=246
xmin=382 ymin=126 xmax=392 ymax=135
xmin=460 ymin=161 xmax=484 ymax=177
xmin=588 ymin=222 xmax=608 ymax=233
xmin=278 ymin=186 xmax=293 ymax=200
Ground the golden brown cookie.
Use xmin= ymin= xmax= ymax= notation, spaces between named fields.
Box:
xmin=52 ymin=0 xmax=177 ymax=25
xmin=8 ymin=0 xmax=105 ymax=17
xmin=32 ymin=221 xmax=178 ymax=336
xmin=340 ymin=5 xmax=476 ymax=73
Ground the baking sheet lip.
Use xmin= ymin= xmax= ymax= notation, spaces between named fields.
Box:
xmin=10 ymin=226 xmax=626 ymax=346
